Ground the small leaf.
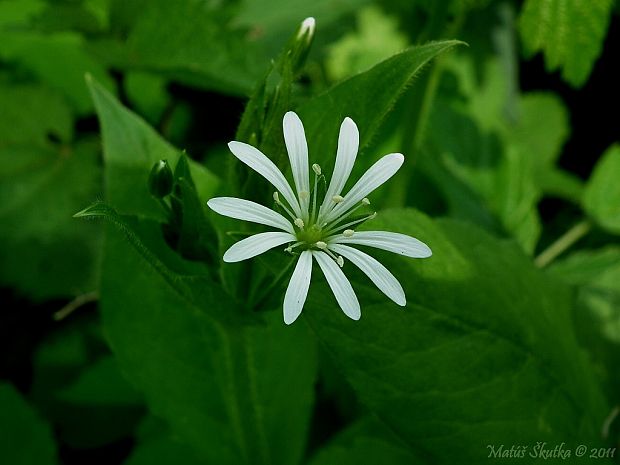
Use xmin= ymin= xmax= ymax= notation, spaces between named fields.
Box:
xmin=583 ymin=144 xmax=620 ymax=234
xmin=518 ymin=0 xmax=614 ymax=87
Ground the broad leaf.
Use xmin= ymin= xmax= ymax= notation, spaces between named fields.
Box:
xmin=87 ymin=75 xmax=219 ymax=219
xmin=583 ymin=144 xmax=620 ymax=235
xmin=519 ymin=0 xmax=614 ymax=87
xmin=0 ymin=383 xmax=58 ymax=465
xmin=304 ymin=209 xmax=608 ymax=464
xmin=298 ymin=40 xmax=463 ymax=171
xmin=100 ymin=220 xmax=318 ymax=465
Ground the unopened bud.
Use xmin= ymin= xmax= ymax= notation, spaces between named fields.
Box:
xmin=148 ymin=160 xmax=173 ymax=198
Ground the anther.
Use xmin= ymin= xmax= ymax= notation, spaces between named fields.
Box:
xmin=299 ymin=190 xmax=310 ymax=200
xmin=332 ymin=195 xmax=344 ymax=203
xmin=361 ymin=198 xmax=370 ymax=205
xmin=336 ymin=256 xmax=344 ymax=267
xmin=294 ymin=218 xmax=305 ymax=228
xmin=343 ymin=229 xmax=354 ymax=237
xmin=273 ymin=191 xmax=280 ymax=203
xmin=315 ymin=241 xmax=327 ymax=250
xmin=312 ymin=164 xmax=322 ymax=175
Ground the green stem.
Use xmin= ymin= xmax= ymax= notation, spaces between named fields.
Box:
xmin=534 ymin=220 xmax=591 ymax=268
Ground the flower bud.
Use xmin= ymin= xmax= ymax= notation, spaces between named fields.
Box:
xmin=148 ymin=160 xmax=173 ymax=198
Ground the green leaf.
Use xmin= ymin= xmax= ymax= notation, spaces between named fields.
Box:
xmin=0 ymin=383 xmax=58 ymax=465
xmin=98 ymin=215 xmax=317 ymax=465
xmin=309 ymin=418 xmax=424 ymax=465
xmin=0 ymin=29 xmax=114 ymax=115
xmin=548 ymin=247 xmax=620 ymax=402
xmin=86 ymin=75 xmax=219 ymax=219
xmin=583 ymin=144 xmax=620 ymax=234
xmin=518 ymin=0 xmax=614 ymax=87
xmin=0 ymin=138 xmax=102 ymax=300
xmin=304 ymin=209 xmax=608 ymax=464
xmin=325 ymin=5 xmax=408 ymax=81
xmin=0 ymin=83 xmax=72 ymax=146
xmin=298 ymin=40 xmax=463 ymax=171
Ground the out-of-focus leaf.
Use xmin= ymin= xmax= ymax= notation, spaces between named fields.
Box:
xmin=304 ymin=209 xmax=608 ymax=464
xmin=125 ymin=72 xmax=169 ymax=125
xmin=0 ymin=137 xmax=102 ymax=300
xmin=86 ymin=75 xmax=219 ymax=220
xmin=0 ymin=383 xmax=58 ymax=465
xmin=0 ymin=84 xmax=72 ymax=145
xmin=0 ymin=31 xmax=114 ymax=115
xmin=123 ymin=436 xmax=204 ymax=465
xmin=325 ymin=5 xmax=408 ymax=81
xmin=550 ymin=247 xmax=620 ymax=344
xmin=309 ymin=418 xmax=424 ymax=465
xmin=519 ymin=0 xmax=614 ymax=87
xmin=99 ymin=218 xmax=318 ymax=465
xmin=583 ymin=144 xmax=620 ymax=234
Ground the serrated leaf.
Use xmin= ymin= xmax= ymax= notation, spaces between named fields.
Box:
xmin=304 ymin=209 xmax=608 ymax=464
xmin=519 ymin=0 xmax=614 ymax=87
xmin=0 ymin=383 xmax=58 ymax=465
xmin=86 ymin=75 xmax=219 ymax=219
xmin=583 ymin=144 xmax=620 ymax=234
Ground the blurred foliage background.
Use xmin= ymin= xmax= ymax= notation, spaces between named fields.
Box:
xmin=1 ymin=0 xmax=619 ymax=464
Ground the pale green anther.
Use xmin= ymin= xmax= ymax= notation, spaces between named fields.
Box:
xmin=362 ymin=197 xmax=370 ymax=205
xmin=316 ymin=241 xmax=327 ymax=249
xmin=294 ymin=218 xmax=305 ymax=228
xmin=312 ymin=164 xmax=322 ymax=175
xmin=332 ymin=195 xmax=344 ymax=203
xmin=336 ymin=256 xmax=344 ymax=267
xmin=273 ymin=191 xmax=280 ymax=203
xmin=343 ymin=229 xmax=354 ymax=237
xmin=299 ymin=190 xmax=310 ymax=200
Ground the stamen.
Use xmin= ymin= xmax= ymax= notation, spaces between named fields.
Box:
xmin=336 ymin=256 xmax=344 ymax=267
xmin=321 ymin=247 xmax=343 ymax=266
xmin=322 ymin=200 xmax=370 ymax=231
xmin=273 ymin=191 xmax=296 ymax=220
xmin=343 ymin=229 xmax=354 ymax=237
xmin=294 ymin=218 xmax=305 ymax=229
xmin=332 ymin=195 xmax=344 ymax=203
xmin=362 ymin=197 xmax=370 ymax=205
xmin=299 ymin=191 xmax=310 ymax=200
xmin=284 ymin=241 xmax=304 ymax=253
xmin=312 ymin=164 xmax=322 ymax=175
xmin=315 ymin=241 xmax=327 ymax=249
xmin=323 ymin=212 xmax=377 ymax=237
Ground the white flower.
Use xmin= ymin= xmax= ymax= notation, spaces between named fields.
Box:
xmin=208 ymin=111 xmax=432 ymax=324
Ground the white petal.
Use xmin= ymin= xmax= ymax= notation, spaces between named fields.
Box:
xmin=329 ymin=244 xmax=405 ymax=306
xmin=330 ymin=231 xmax=432 ymax=258
xmin=207 ymin=197 xmax=294 ymax=234
xmin=283 ymin=251 xmax=312 ymax=324
xmin=228 ymin=141 xmax=301 ymax=217
xmin=320 ymin=117 xmax=359 ymax=218
xmin=313 ymin=251 xmax=361 ymax=320
xmin=283 ymin=112 xmax=309 ymax=200
xmin=325 ymin=153 xmax=404 ymax=224
xmin=223 ymin=232 xmax=295 ymax=263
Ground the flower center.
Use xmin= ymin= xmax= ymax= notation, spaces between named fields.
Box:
xmin=296 ymin=223 xmax=323 ymax=245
